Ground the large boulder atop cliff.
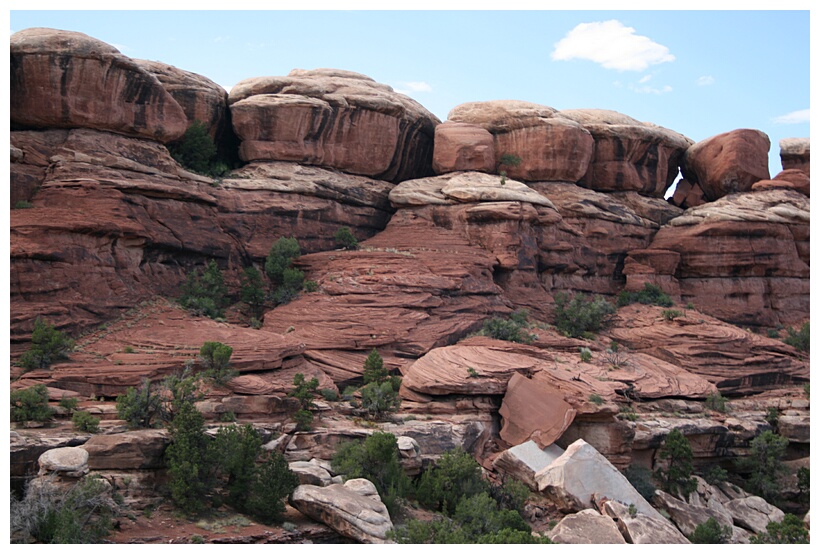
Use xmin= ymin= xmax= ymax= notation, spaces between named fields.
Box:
xmin=556 ymin=108 xmax=692 ymax=197
xmin=682 ymin=129 xmax=771 ymax=201
xmin=446 ymin=100 xmax=594 ymax=182
xmin=432 ymin=121 xmax=495 ymax=174
xmin=37 ymin=446 xmax=89 ymax=478
xmin=134 ymin=59 xmax=229 ymax=140
xmin=10 ymin=28 xmax=187 ymax=143
xmin=779 ymin=137 xmax=810 ymax=176
xmin=290 ymin=478 xmax=393 ymax=543
xmin=228 ymin=68 xmax=439 ymax=182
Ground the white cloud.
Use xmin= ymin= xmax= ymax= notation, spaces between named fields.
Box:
xmin=401 ymin=81 xmax=432 ymax=92
xmin=629 ymin=83 xmax=673 ymax=95
xmin=697 ymin=75 xmax=715 ymax=86
xmin=639 ymin=74 xmax=652 ymax=84
xmin=551 ymin=20 xmax=675 ymax=72
xmin=772 ymin=109 xmax=810 ymax=124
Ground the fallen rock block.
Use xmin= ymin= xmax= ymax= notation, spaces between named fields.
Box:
xmin=547 ymin=508 xmax=626 ymax=544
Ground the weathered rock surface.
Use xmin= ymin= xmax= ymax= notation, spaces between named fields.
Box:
xmin=492 ymin=440 xmax=566 ymax=491
xmin=11 ymin=28 xmax=187 ymax=143
xmin=81 ymin=429 xmax=169 ymax=470
xmin=134 ymin=59 xmax=229 ymax=140
xmin=290 ymin=478 xmax=393 ymax=544
xmin=289 ymin=460 xmax=334 ymax=486
xmin=637 ymin=189 xmax=809 ymax=329
xmin=752 ymin=169 xmax=810 ymax=197
xmin=9 ymin=129 xmax=395 ymax=344
xmin=607 ymin=305 xmax=809 ymax=394
xmin=447 ymin=100 xmax=594 ymax=182
xmin=682 ymin=129 xmax=771 ymax=201
xmin=779 ymin=137 xmax=810 ymax=176
xmin=601 ymin=499 xmax=690 ymax=544
xmin=229 ymin=68 xmax=439 ymax=182
xmin=557 ymin=108 xmax=692 ymax=197
xmin=37 ymin=446 xmax=89 ymax=477
xmin=499 ymin=372 xmax=576 ymax=448
xmin=535 ymin=439 xmax=663 ymax=518
xmin=547 ymin=508 xmax=626 ymax=544
xmin=668 ymin=177 xmax=706 ymax=209
xmin=432 ymin=121 xmax=495 ymax=174
xmin=724 ymin=495 xmax=785 ymax=534
xmin=653 ymin=489 xmax=735 ymax=539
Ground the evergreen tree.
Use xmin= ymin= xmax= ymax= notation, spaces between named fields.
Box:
xmin=657 ymin=429 xmax=697 ymax=497
xmin=19 ymin=318 xmax=75 ymax=370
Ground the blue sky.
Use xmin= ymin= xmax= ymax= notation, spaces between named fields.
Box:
xmin=8 ymin=2 xmax=813 ymax=178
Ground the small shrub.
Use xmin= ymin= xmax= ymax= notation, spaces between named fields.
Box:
xmin=588 ymin=393 xmax=604 ymax=405
xmin=481 ymin=315 xmax=535 ymax=344
xmin=13 ymin=200 xmax=33 ymax=209
xmin=661 ymin=309 xmax=683 ymax=321
xmin=767 ymin=329 xmax=780 ymax=339
xmin=116 ymin=379 xmax=164 ymax=429
xmin=618 ymin=404 xmax=638 ymax=421
xmin=623 ymin=466 xmax=656 ymax=501
xmin=319 ymin=388 xmax=339 ymax=402
xmin=765 ymin=406 xmax=779 ymax=428
xmin=18 ymin=318 xmax=75 ymax=370
xmin=11 ymin=385 xmax=55 ymax=423
xmin=199 ymin=341 xmax=237 ymax=386
xmin=179 ymin=260 xmax=229 ymax=319
xmin=704 ymin=391 xmax=728 ymax=413
xmin=289 ymin=373 xmax=319 ymax=430
xmin=415 ymin=448 xmax=488 ymax=516
xmin=750 ymin=513 xmax=809 ymax=544
xmin=628 ymin=503 xmax=638 ymax=517
xmin=783 ymin=322 xmax=809 ymax=352
xmin=219 ymin=411 xmax=237 ymax=422
xmin=11 ymin=475 xmax=114 ymax=544
xmin=689 ymin=517 xmax=732 ymax=543
xmin=332 ymin=432 xmax=411 ymax=517
xmin=604 ymin=341 xmax=627 ymax=368
xmin=240 ymin=266 xmax=266 ymax=320
xmin=467 ymin=367 xmax=479 ymax=378
xmin=59 ymin=396 xmax=79 ymax=413
xmin=579 ymin=347 xmax=593 ymax=363
xmin=360 ymin=381 xmax=401 ymax=419
xmin=265 ymin=237 xmax=302 ymax=296
xmin=123 ymin=346 xmax=134 ymax=354
xmin=72 ymin=411 xmax=100 ymax=433
xmin=334 ymin=227 xmax=359 ymax=250
xmin=702 ymin=465 xmax=729 ymax=486
xmin=554 ymin=292 xmax=615 ymax=338
xmin=303 ymin=280 xmax=318 ymax=293
xmin=803 ymin=383 xmax=809 ymax=398
xmin=169 ymin=120 xmax=217 ymax=175
xmin=617 ymin=283 xmax=674 ymax=308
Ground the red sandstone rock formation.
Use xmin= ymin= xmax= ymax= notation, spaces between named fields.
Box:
xmin=752 ymin=169 xmax=810 ymax=197
xmin=557 ymin=108 xmax=692 ymax=197
xmin=432 ymin=121 xmax=495 ymax=174
xmin=446 ymin=100 xmax=594 ymax=182
xmin=11 ymin=28 xmax=188 ymax=143
xmin=633 ymin=189 xmax=809 ymax=329
xmin=228 ymin=68 xmax=439 ymax=182
xmin=134 ymin=59 xmax=229 ymax=140
xmin=779 ymin=138 xmax=810 ymax=176
xmin=682 ymin=128 xmax=771 ymax=201
xmin=10 ymin=129 xmax=395 ymax=344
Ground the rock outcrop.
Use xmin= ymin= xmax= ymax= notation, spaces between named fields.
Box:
xmin=547 ymin=508 xmax=626 ymax=544
xmin=779 ymin=138 xmax=810 ymax=176
xmin=229 ymin=69 xmax=439 ymax=182
xmin=446 ymin=100 xmax=594 ymax=182
xmin=290 ymin=478 xmax=393 ymax=544
xmin=682 ymin=129 xmax=771 ymax=201
xmin=11 ymin=28 xmax=187 ymax=143
xmin=557 ymin=108 xmax=692 ymax=197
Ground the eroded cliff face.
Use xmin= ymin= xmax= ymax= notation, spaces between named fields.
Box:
xmin=9 ymin=27 xmax=810 ymax=543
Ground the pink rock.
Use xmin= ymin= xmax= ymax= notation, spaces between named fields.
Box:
xmin=499 ymin=372 xmax=576 ymax=449
xmin=779 ymin=138 xmax=809 ymax=176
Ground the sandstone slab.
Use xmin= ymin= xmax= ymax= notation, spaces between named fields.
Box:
xmin=11 ymin=28 xmax=187 ymax=142
xmin=779 ymin=137 xmax=809 ymax=175
xmin=602 ymin=499 xmax=690 ymax=544
xmin=432 ymin=121 xmax=495 ymax=174
xmin=38 ymin=446 xmax=89 ymax=478
xmin=499 ymin=372 xmax=576 ymax=448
